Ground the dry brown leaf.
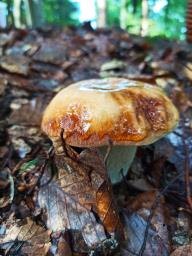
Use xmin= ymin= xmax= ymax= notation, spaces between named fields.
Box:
xmin=1 ymin=26 xmax=192 ymax=256
xmin=58 ymin=148 xmax=122 ymax=235
xmin=127 ymin=178 xmax=155 ymax=192
xmin=0 ymin=55 xmax=30 ymax=76
xmin=38 ymin=148 xmax=122 ymax=254
xmin=56 ymin=235 xmax=73 ymax=256
xmin=38 ymin=177 xmax=108 ymax=251
xmin=8 ymin=96 xmax=49 ymax=126
xmin=171 ymin=244 xmax=192 ymax=256
xmin=122 ymin=191 xmax=170 ymax=256
xmin=0 ymin=217 xmax=51 ymax=256
xmin=171 ymin=87 xmax=192 ymax=112
xmin=183 ymin=63 xmax=192 ymax=80
xmin=33 ymin=40 xmax=67 ymax=65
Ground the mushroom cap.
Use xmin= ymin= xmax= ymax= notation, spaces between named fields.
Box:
xmin=41 ymin=78 xmax=179 ymax=147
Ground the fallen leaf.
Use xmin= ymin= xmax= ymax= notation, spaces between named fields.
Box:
xmin=7 ymin=125 xmax=43 ymax=158
xmin=122 ymin=191 xmax=170 ymax=256
xmin=0 ymin=217 xmax=51 ymax=256
xmin=172 ymin=211 xmax=192 ymax=247
xmin=171 ymin=244 xmax=192 ymax=256
xmin=38 ymin=178 xmax=107 ymax=251
xmin=38 ymin=147 xmax=122 ymax=254
xmin=33 ymin=40 xmax=67 ymax=65
xmin=8 ymin=96 xmax=49 ymax=126
xmin=122 ymin=212 xmax=170 ymax=256
xmin=100 ymin=59 xmax=126 ymax=71
xmin=0 ymin=55 xmax=30 ymax=76
xmin=127 ymin=178 xmax=155 ymax=192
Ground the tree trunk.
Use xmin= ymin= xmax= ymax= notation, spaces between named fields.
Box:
xmin=28 ymin=0 xmax=44 ymax=28
xmin=7 ymin=0 xmax=14 ymax=28
xmin=13 ymin=0 xmax=22 ymax=28
xmin=141 ymin=0 xmax=148 ymax=36
xmin=132 ymin=0 xmax=138 ymax=14
xmin=186 ymin=0 xmax=192 ymax=43
xmin=97 ymin=0 xmax=107 ymax=27
xmin=120 ymin=0 xmax=128 ymax=29
xmin=24 ymin=0 xmax=32 ymax=27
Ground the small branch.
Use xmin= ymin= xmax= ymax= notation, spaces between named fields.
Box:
xmin=180 ymin=61 xmax=192 ymax=72
xmin=8 ymin=173 xmax=14 ymax=203
xmin=139 ymin=114 xmax=192 ymax=255
xmin=138 ymin=194 xmax=160 ymax=256
xmin=138 ymin=173 xmax=183 ymax=256
xmin=181 ymin=118 xmax=192 ymax=210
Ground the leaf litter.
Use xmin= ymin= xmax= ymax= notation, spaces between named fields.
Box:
xmin=0 ymin=26 xmax=192 ymax=255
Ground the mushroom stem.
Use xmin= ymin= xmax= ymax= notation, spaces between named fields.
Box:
xmin=99 ymin=146 xmax=137 ymax=184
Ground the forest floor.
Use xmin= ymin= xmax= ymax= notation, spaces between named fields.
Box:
xmin=0 ymin=25 xmax=192 ymax=256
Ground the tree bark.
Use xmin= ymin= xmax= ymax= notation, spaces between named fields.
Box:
xmin=24 ymin=0 xmax=33 ymax=27
xmin=6 ymin=0 xmax=14 ymax=28
xmin=13 ymin=0 xmax=22 ymax=28
xmin=141 ymin=0 xmax=148 ymax=36
xmin=186 ymin=0 xmax=192 ymax=43
xmin=28 ymin=0 xmax=44 ymax=28
xmin=132 ymin=0 xmax=138 ymax=14
xmin=97 ymin=0 xmax=107 ymax=27
xmin=120 ymin=0 xmax=128 ymax=29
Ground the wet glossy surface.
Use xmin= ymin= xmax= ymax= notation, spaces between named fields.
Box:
xmin=79 ymin=78 xmax=140 ymax=92
xmin=42 ymin=78 xmax=179 ymax=147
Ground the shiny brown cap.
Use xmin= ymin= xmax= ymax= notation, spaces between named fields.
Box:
xmin=41 ymin=78 xmax=179 ymax=147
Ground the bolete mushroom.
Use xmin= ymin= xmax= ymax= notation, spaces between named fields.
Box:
xmin=41 ymin=78 xmax=179 ymax=183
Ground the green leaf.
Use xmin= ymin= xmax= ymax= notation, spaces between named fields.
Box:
xmin=19 ymin=159 xmax=39 ymax=173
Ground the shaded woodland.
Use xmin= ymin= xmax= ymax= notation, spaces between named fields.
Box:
xmin=0 ymin=25 xmax=192 ymax=255
xmin=0 ymin=0 xmax=192 ymax=256
xmin=1 ymin=0 xmax=188 ymax=40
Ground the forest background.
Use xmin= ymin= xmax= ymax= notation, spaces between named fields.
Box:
xmin=0 ymin=0 xmax=187 ymax=41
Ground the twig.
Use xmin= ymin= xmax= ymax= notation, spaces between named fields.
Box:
xmin=181 ymin=118 xmax=192 ymax=210
xmin=173 ymin=130 xmax=182 ymax=137
xmin=138 ymin=173 xmax=183 ymax=256
xmin=8 ymin=173 xmax=14 ymax=203
xmin=178 ymin=207 xmax=192 ymax=215
xmin=180 ymin=61 xmax=192 ymax=72
xmin=139 ymin=114 xmax=192 ymax=255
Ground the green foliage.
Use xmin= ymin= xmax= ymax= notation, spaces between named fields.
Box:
xmin=107 ymin=0 xmax=187 ymax=40
xmin=106 ymin=0 xmax=120 ymax=27
xmin=121 ymin=0 xmax=142 ymax=33
xmin=19 ymin=159 xmax=39 ymax=173
xmin=148 ymin=0 xmax=187 ymax=40
xmin=2 ymin=0 xmax=79 ymax=27
xmin=2 ymin=0 xmax=188 ymax=40
xmin=43 ymin=0 xmax=79 ymax=26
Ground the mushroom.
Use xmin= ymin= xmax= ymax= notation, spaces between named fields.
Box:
xmin=41 ymin=78 xmax=179 ymax=183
